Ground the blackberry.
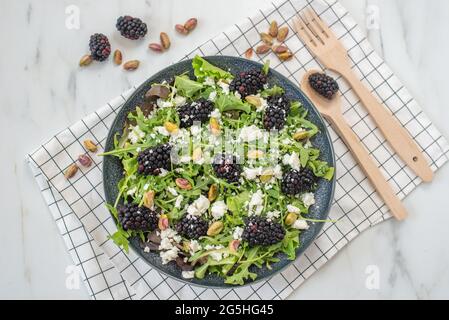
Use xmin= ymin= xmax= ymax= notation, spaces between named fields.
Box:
xmin=118 ymin=203 xmax=158 ymax=231
xmin=281 ymin=168 xmax=316 ymax=196
xmin=137 ymin=144 xmax=172 ymax=176
xmin=176 ymin=215 xmax=208 ymax=240
xmin=242 ymin=216 xmax=285 ymax=247
xmin=178 ymin=98 xmax=214 ymax=128
xmin=212 ymin=154 xmax=242 ymax=183
xmin=263 ymin=106 xmax=288 ymax=131
xmin=229 ymin=70 xmax=268 ymax=98
xmin=116 ymin=15 xmax=148 ymax=40
xmin=267 ymin=95 xmax=290 ymax=113
xmin=89 ymin=33 xmax=111 ymax=61
xmin=308 ymin=72 xmax=339 ymax=100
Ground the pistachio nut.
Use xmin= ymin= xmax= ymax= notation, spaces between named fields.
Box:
xmin=285 ymin=212 xmax=298 ymax=226
xmin=164 ymin=121 xmax=179 ymax=134
xmin=123 ymin=60 xmax=140 ymax=70
xmin=244 ymin=47 xmax=253 ymax=59
xmin=277 ymin=26 xmax=289 ymax=42
xmin=269 ymin=21 xmax=278 ymax=37
xmin=148 ymin=43 xmax=163 ymax=52
xmin=175 ymin=178 xmax=192 ymax=190
xmin=245 ymin=95 xmax=262 ymax=107
xmin=247 ymin=150 xmax=264 ymax=159
xmin=260 ymin=32 xmax=273 ymax=45
xmin=256 ymin=44 xmax=270 ymax=54
xmin=78 ymin=154 xmax=92 ymax=167
xmin=160 ymin=32 xmax=171 ymax=50
xmin=79 ymin=54 xmax=92 ymax=67
xmin=64 ymin=164 xmax=79 ymax=180
xmin=83 ymin=139 xmax=98 ymax=152
xmin=208 ymin=184 xmax=218 ymax=202
xmin=184 ymin=18 xmax=198 ymax=32
xmin=293 ymin=130 xmax=309 ymax=141
xmin=143 ymin=190 xmax=155 ymax=208
xmin=207 ymin=221 xmax=224 ymax=236
xmin=229 ymin=239 xmax=240 ymax=252
xmin=158 ymin=214 xmax=169 ymax=231
xmin=175 ymin=24 xmax=189 ymax=35
xmin=113 ymin=49 xmax=122 ymax=65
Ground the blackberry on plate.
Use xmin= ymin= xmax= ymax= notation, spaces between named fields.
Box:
xmin=176 ymin=215 xmax=208 ymax=240
xmin=263 ymin=105 xmax=288 ymax=131
xmin=212 ymin=154 xmax=242 ymax=183
xmin=267 ymin=94 xmax=290 ymax=113
xmin=242 ymin=216 xmax=285 ymax=247
xmin=116 ymin=15 xmax=148 ymax=40
xmin=89 ymin=33 xmax=111 ymax=61
xmin=281 ymin=168 xmax=316 ymax=196
xmin=308 ymin=72 xmax=339 ymax=100
xmin=118 ymin=203 xmax=159 ymax=231
xmin=137 ymin=144 xmax=172 ymax=176
xmin=229 ymin=70 xmax=268 ymax=98
xmin=178 ymin=98 xmax=214 ymax=128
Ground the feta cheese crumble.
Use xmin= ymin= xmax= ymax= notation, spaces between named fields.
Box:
xmin=211 ymin=200 xmax=228 ymax=220
xmin=232 ymin=226 xmax=244 ymax=240
xmin=301 ymin=192 xmax=316 ymax=208
xmin=248 ymin=190 xmax=264 ymax=216
xmin=282 ymin=152 xmax=301 ymax=171
xmin=292 ymin=219 xmax=309 ymax=230
xmin=182 ymin=271 xmax=195 ymax=279
xmin=187 ymin=195 xmax=210 ymax=216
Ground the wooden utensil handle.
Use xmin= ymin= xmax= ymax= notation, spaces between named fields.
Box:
xmin=325 ymin=112 xmax=408 ymax=220
xmin=338 ymin=67 xmax=433 ymax=182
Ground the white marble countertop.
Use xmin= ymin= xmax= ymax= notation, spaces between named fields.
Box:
xmin=1 ymin=0 xmax=449 ymax=299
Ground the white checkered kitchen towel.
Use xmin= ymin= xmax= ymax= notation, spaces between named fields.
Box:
xmin=28 ymin=0 xmax=449 ymax=300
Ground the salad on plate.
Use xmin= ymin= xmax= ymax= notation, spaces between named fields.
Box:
xmin=103 ymin=56 xmax=334 ymax=285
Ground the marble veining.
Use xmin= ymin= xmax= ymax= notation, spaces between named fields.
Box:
xmin=0 ymin=0 xmax=448 ymax=299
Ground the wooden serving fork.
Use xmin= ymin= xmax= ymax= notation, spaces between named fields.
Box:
xmin=292 ymin=8 xmax=433 ymax=182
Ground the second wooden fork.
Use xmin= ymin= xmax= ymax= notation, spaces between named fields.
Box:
xmin=292 ymin=8 xmax=433 ymax=182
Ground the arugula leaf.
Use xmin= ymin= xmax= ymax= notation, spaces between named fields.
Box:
xmin=174 ymin=75 xmax=203 ymax=98
xmin=226 ymin=191 xmax=250 ymax=214
xmin=309 ymin=160 xmax=335 ymax=180
xmin=261 ymin=85 xmax=284 ymax=98
xmin=299 ymin=147 xmax=309 ymax=168
xmin=192 ymin=55 xmax=233 ymax=81
xmin=281 ymin=230 xmax=300 ymax=260
xmin=224 ymin=247 xmax=259 ymax=285
xmin=215 ymin=94 xmax=251 ymax=113
xmin=262 ymin=60 xmax=270 ymax=75
xmin=109 ymin=230 xmax=130 ymax=253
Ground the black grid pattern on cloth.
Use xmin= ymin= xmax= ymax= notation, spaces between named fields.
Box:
xmin=27 ymin=0 xmax=449 ymax=300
